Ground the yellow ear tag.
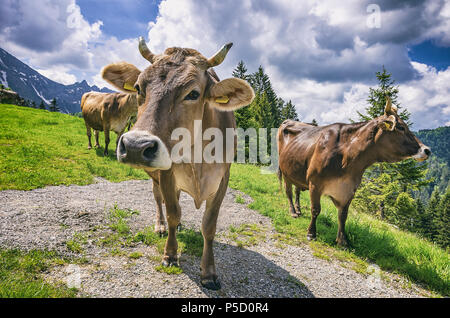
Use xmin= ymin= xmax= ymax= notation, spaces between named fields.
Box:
xmin=123 ymin=82 xmax=137 ymax=92
xmin=384 ymin=122 xmax=392 ymax=130
xmin=215 ymin=95 xmax=229 ymax=104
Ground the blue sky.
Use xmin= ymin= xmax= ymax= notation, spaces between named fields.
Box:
xmin=77 ymin=0 xmax=161 ymax=40
xmin=0 ymin=0 xmax=449 ymax=129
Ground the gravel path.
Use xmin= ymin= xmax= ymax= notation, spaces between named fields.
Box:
xmin=0 ymin=178 xmax=431 ymax=298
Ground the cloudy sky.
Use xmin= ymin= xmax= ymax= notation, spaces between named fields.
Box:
xmin=1 ymin=0 xmax=449 ymax=129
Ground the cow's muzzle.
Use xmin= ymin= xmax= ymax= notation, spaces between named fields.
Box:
xmin=117 ymin=130 xmax=172 ymax=170
xmin=411 ymin=145 xmax=431 ymax=162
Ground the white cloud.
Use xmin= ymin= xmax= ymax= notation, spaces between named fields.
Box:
xmin=1 ymin=0 xmax=449 ymax=129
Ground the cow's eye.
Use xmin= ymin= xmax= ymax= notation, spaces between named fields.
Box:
xmin=184 ymin=90 xmax=200 ymax=101
xmin=396 ymin=125 xmax=405 ymax=131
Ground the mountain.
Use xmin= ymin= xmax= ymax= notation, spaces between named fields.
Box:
xmin=0 ymin=47 xmax=113 ymax=113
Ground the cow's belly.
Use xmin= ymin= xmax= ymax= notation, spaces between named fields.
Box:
xmin=322 ymin=176 xmax=357 ymax=205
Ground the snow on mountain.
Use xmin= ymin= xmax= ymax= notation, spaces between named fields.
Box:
xmin=0 ymin=47 xmax=113 ymax=113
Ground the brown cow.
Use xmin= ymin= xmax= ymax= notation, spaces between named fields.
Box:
xmin=101 ymin=37 xmax=254 ymax=289
xmin=80 ymin=92 xmax=138 ymax=155
xmin=277 ymin=98 xmax=431 ymax=246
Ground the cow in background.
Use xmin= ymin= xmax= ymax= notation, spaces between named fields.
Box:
xmin=277 ymin=98 xmax=431 ymax=246
xmin=80 ymin=92 xmax=138 ymax=155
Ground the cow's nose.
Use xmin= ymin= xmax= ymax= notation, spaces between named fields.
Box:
xmin=424 ymin=147 xmax=431 ymax=157
xmin=117 ymin=131 xmax=172 ymax=170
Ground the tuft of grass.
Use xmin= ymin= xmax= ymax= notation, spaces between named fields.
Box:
xmin=228 ymin=224 xmax=266 ymax=248
xmin=134 ymin=226 xmax=204 ymax=257
xmin=107 ymin=204 xmax=139 ymax=237
xmin=235 ymin=194 xmax=245 ymax=204
xmin=155 ymin=264 xmax=183 ymax=275
xmin=128 ymin=252 xmax=143 ymax=259
xmin=0 ymin=249 xmax=77 ymax=298
xmin=229 ymin=163 xmax=450 ymax=296
xmin=0 ymin=104 xmax=148 ymax=191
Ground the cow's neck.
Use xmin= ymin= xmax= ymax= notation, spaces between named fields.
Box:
xmin=172 ymin=104 xmax=234 ymax=208
xmin=341 ymin=120 xmax=381 ymax=177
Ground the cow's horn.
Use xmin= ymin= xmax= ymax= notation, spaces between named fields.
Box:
xmin=384 ymin=96 xmax=397 ymax=114
xmin=207 ymin=42 xmax=233 ymax=68
xmin=138 ymin=37 xmax=155 ymax=63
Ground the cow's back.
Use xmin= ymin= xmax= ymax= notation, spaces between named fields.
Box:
xmin=81 ymin=92 xmax=117 ymax=131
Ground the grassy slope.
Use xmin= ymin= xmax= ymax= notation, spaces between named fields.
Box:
xmin=229 ymin=164 xmax=449 ymax=296
xmin=0 ymin=104 xmax=147 ymax=190
xmin=0 ymin=104 xmax=448 ymax=296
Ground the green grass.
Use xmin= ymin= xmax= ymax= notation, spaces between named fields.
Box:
xmin=229 ymin=164 xmax=450 ymax=296
xmin=1 ymin=104 xmax=448 ymax=296
xmin=0 ymin=104 xmax=148 ymax=190
xmin=0 ymin=249 xmax=77 ymax=298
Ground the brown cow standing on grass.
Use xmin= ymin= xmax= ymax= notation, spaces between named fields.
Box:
xmin=101 ymin=37 xmax=254 ymax=290
xmin=277 ymin=98 xmax=431 ymax=246
xmin=81 ymin=92 xmax=138 ymax=155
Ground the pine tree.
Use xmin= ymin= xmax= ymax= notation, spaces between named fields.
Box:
xmin=249 ymin=66 xmax=282 ymax=127
xmin=426 ymin=189 xmax=441 ymax=241
xmin=232 ymin=61 xmax=253 ymax=129
xmin=49 ymin=98 xmax=59 ymax=112
xmin=39 ymin=100 xmax=46 ymax=110
xmin=31 ymin=101 xmax=37 ymax=108
xmin=281 ymin=100 xmax=299 ymax=121
xmin=311 ymin=119 xmax=318 ymax=126
xmin=232 ymin=60 xmax=249 ymax=81
xmin=435 ymin=188 xmax=449 ymax=249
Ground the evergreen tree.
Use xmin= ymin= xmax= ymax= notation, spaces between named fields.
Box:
xmin=281 ymin=100 xmax=299 ymax=121
xmin=311 ymin=118 xmax=318 ymax=126
xmin=232 ymin=60 xmax=249 ymax=81
xmin=31 ymin=101 xmax=37 ymax=108
xmin=426 ymin=189 xmax=441 ymax=241
xmin=357 ymin=66 xmax=410 ymax=125
xmin=39 ymin=100 xmax=46 ymax=110
xmin=232 ymin=61 xmax=253 ymax=129
xmin=435 ymin=188 xmax=449 ymax=249
xmin=49 ymin=98 xmax=59 ymax=112
xmin=249 ymin=66 xmax=282 ymax=127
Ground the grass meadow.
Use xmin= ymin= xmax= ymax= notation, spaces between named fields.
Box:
xmin=0 ymin=104 xmax=448 ymax=297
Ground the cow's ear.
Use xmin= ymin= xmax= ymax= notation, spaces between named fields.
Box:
xmin=380 ymin=114 xmax=397 ymax=131
xmin=208 ymin=78 xmax=255 ymax=111
xmin=101 ymin=62 xmax=141 ymax=94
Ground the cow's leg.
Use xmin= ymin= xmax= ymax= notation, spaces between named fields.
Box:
xmin=159 ymin=171 xmax=180 ymax=267
xmin=103 ymin=129 xmax=110 ymax=156
xmin=336 ymin=201 xmax=351 ymax=247
xmin=94 ymin=130 xmax=100 ymax=148
xmin=284 ymin=179 xmax=298 ymax=218
xmin=294 ymin=186 xmax=302 ymax=215
xmin=200 ymin=169 xmax=229 ymax=290
xmin=86 ymin=124 xmax=92 ymax=149
xmin=152 ymin=182 xmax=166 ymax=235
xmin=307 ymin=185 xmax=321 ymax=240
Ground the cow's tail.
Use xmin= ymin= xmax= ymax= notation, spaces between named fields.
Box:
xmin=277 ymin=165 xmax=284 ymax=194
xmin=80 ymin=93 xmax=88 ymax=112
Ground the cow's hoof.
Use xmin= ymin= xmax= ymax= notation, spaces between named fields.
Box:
xmin=88 ymin=146 xmax=92 ymax=150
xmin=177 ymin=223 xmax=183 ymax=232
xmin=306 ymin=233 xmax=316 ymax=241
xmin=336 ymin=238 xmax=349 ymax=248
xmin=162 ymin=255 xmax=178 ymax=267
xmin=201 ymin=278 xmax=221 ymax=290
xmin=290 ymin=213 xmax=299 ymax=218
xmin=154 ymin=224 xmax=167 ymax=236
